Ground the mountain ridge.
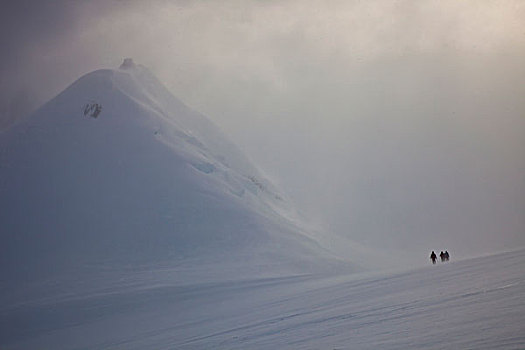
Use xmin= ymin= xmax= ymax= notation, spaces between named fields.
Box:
xmin=0 ymin=60 xmax=357 ymax=288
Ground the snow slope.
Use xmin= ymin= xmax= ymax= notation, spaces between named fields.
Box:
xmin=1 ymin=248 xmax=523 ymax=349
xmin=0 ymin=60 xmax=355 ymax=291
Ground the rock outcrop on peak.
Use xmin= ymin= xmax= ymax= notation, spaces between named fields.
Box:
xmin=119 ymin=58 xmax=136 ymax=69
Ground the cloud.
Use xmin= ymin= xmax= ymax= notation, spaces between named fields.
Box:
xmin=2 ymin=0 xmax=524 ymax=107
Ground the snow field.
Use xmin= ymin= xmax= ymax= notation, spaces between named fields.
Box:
xmin=1 ymin=248 xmax=524 ymax=349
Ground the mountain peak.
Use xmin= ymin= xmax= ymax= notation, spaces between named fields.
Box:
xmin=119 ymin=57 xmax=136 ymax=70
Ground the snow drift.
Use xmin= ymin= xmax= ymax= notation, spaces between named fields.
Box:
xmin=0 ymin=59 xmax=354 ymax=289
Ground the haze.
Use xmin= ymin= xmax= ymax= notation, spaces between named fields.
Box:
xmin=1 ymin=0 xmax=524 ymax=261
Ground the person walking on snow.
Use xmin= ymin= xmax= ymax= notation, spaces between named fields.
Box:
xmin=430 ymin=251 xmax=437 ymax=264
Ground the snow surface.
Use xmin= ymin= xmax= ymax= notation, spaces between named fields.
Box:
xmin=2 ymin=61 xmax=523 ymax=348
xmin=1 ymin=248 xmax=524 ymax=349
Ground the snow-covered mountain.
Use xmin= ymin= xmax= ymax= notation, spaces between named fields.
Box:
xmin=0 ymin=59 xmax=354 ymax=290
xmin=2 ymin=60 xmax=523 ymax=350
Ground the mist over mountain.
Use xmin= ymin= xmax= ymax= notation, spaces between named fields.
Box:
xmin=1 ymin=2 xmax=524 ymax=347
xmin=2 ymin=1 xmax=524 ymax=259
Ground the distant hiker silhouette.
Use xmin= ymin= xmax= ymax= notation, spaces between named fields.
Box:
xmin=430 ymin=251 xmax=437 ymax=264
xmin=444 ymin=251 xmax=450 ymax=261
xmin=440 ymin=251 xmax=445 ymax=262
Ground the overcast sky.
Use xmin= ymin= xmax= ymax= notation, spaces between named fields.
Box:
xmin=1 ymin=0 xmax=524 ymax=259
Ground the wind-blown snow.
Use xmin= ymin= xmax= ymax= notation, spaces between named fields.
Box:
xmin=0 ymin=61 xmax=361 ymax=302
xmin=1 ymin=248 xmax=524 ymax=349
